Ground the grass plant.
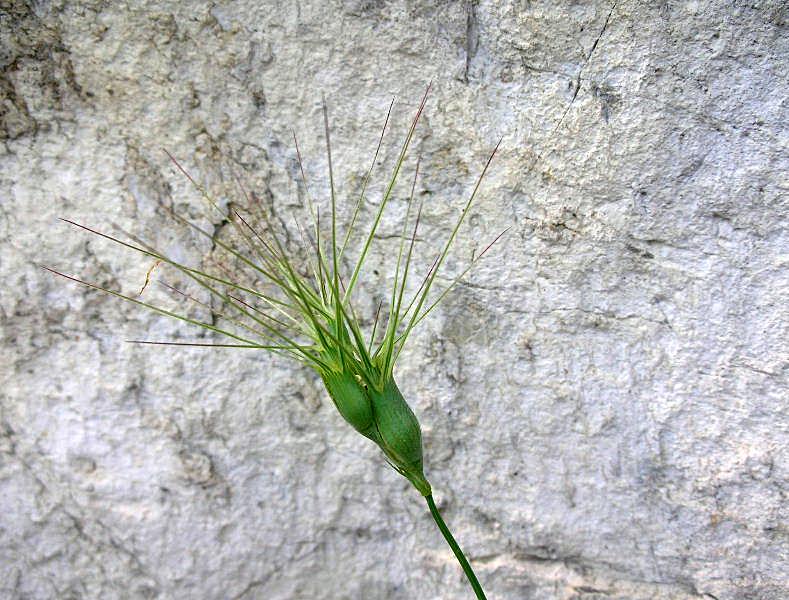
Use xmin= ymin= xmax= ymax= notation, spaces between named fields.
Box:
xmin=47 ymin=86 xmax=503 ymax=599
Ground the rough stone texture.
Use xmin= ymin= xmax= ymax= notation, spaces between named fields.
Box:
xmin=1 ymin=1 xmax=787 ymax=599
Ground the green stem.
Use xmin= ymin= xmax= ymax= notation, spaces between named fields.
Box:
xmin=426 ymin=494 xmax=488 ymax=600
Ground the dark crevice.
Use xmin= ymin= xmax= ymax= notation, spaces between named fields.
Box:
xmin=463 ymin=1 xmax=479 ymax=83
xmin=534 ymin=1 xmax=619 ymax=165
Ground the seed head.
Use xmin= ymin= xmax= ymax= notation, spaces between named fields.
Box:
xmin=48 ymin=87 xmax=502 ymax=496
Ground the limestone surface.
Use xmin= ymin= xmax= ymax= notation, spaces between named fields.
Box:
xmin=1 ymin=1 xmax=787 ymax=599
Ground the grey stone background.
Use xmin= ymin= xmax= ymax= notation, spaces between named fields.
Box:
xmin=1 ymin=1 xmax=787 ymax=599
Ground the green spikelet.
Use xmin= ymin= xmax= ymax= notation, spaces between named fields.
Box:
xmin=368 ymin=377 xmax=431 ymax=496
xmin=321 ymin=369 xmax=430 ymax=496
xmin=321 ymin=369 xmax=380 ymax=443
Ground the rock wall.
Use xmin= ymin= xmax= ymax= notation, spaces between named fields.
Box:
xmin=1 ymin=1 xmax=787 ymax=598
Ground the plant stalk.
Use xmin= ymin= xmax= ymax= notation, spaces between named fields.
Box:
xmin=426 ymin=494 xmax=488 ymax=600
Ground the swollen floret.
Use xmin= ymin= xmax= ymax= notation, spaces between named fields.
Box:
xmin=321 ymin=368 xmax=380 ymax=444
xmin=368 ymin=377 xmax=431 ymax=496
